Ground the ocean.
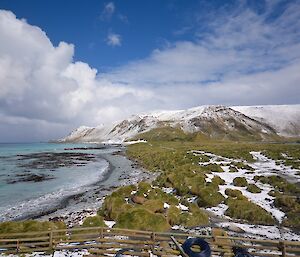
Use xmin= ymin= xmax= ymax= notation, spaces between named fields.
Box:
xmin=0 ymin=143 xmax=110 ymax=222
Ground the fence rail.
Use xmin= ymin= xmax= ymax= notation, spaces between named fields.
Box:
xmin=0 ymin=226 xmax=299 ymax=256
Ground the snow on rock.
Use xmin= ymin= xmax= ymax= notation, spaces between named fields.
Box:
xmin=59 ymin=104 xmax=300 ymax=143
xmin=232 ymin=104 xmax=300 ymax=137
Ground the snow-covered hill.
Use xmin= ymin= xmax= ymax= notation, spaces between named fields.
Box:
xmin=60 ymin=105 xmax=300 ymax=143
xmin=232 ymin=105 xmax=300 ymax=137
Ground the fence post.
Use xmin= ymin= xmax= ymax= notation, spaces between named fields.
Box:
xmin=16 ymin=239 xmax=19 ymax=253
xmin=100 ymin=227 xmax=103 ymax=239
xmin=49 ymin=230 xmax=53 ymax=250
xmin=279 ymin=241 xmax=286 ymax=257
xmin=151 ymin=232 xmax=156 ymax=251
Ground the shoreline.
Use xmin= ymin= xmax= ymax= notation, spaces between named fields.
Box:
xmin=2 ymin=143 xmax=299 ymax=241
xmin=36 ymin=145 xmax=157 ymax=226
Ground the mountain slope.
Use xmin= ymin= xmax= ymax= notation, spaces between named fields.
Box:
xmin=232 ymin=105 xmax=300 ymax=137
xmin=60 ymin=105 xmax=300 ymax=143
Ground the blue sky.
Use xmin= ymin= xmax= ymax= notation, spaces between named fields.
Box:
xmin=1 ymin=0 xmax=288 ymax=71
xmin=0 ymin=0 xmax=299 ymax=142
xmin=0 ymin=0 xmax=202 ymax=69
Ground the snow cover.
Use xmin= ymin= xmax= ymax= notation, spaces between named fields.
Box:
xmin=60 ymin=104 xmax=300 ymax=143
xmin=104 ymin=220 xmax=116 ymax=228
xmin=195 ymin=150 xmax=300 ymax=222
xmin=177 ymin=203 xmax=189 ymax=211
xmin=232 ymin=104 xmax=300 ymax=137
xmin=219 ymin=222 xmax=300 ymax=241
xmin=164 ymin=202 xmax=170 ymax=209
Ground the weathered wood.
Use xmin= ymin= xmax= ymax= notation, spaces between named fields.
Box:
xmin=90 ymin=243 xmax=152 ymax=250
xmin=216 ymin=235 xmax=280 ymax=245
xmin=285 ymin=247 xmax=300 ymax=252
xmin=0 ymin=236 xmax=49 ymax=242
xmin=89 ymin=248 xmax=150 ymax=257
xmin=0 ymin=230 xmax=49 ymax=237
xmin=49 ymin=230 xmax=53 ymax=250
xmin=171 ymin=236 xmax=189 ymax=257
xmin=98 ymin=238 xmax=154 ymax=245
xmin=3 ymin=247 xmax=51 ymax=254
xmin=248 ymin=252 xmax=281 ymax=257
xmin=211 ymin=242 xmax=280 ymax=251
xmin=0 ymin=226 xmax=299 ymax=257
xmin=0 ymin=241 xmax=49 ymax=248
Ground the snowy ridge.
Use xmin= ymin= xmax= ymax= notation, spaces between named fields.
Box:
xmin=60 ymin=105 xmax=300 ymax=143
xmin=232 ymin=105 xmax=300 ymax=137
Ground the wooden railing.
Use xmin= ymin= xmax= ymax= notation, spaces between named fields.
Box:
xmin=0 ymin=226 xmax=299 ymax=256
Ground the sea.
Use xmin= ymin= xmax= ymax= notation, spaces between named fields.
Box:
xmin=0 ymin=143 xmax=110 ymax=222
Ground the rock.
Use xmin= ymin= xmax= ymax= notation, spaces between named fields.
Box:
xmin=6 ymin=173 xmax=55 ymax=184
xmin=225 ymin=224 xmax=245 ymax=233
xmin=131 ymin=195 xmax=146 ymax=204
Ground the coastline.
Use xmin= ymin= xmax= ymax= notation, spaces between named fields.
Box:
xmin=37 ymin=145 xmax=157 ymax=226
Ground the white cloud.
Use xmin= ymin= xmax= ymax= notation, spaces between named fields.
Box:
xmin=101 ymin=0 xmax=300 ymax=109
xmin=100 ymin=2 xmax=115 ymax=20
xmin=0 ymin=1 xmax=300 ymax=142
xmin=106 ymin=32 xmax=122 ymax=46
xmin=0 ymin=10 xmax=148 ymax=141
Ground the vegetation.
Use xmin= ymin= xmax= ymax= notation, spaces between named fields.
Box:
xmin=232 ymin=162 xmax=255 ymax=171
xmin=225 ymin=188 xmax=244 ymax=198
xmin=115 ymin=207 xmax=170 ymax=232
xmin=203 ymin=163 xmax=224 ymax=172
xmin=229 ymin=166 xmax=238 ymax=172
xmin=82 ymin=215 xmax=106 ymax=227
xmin=225 ymin=197 xmax=275 ymax=225
xmin=3 ymin=127 xmax=298 ymax=235
xmin=211 ymin=175 xmax=226 ymax=185
xmin=247 ymin=184 xmax=262 ymax=193
xmin=233 ymin=177 xmax=248 ymax=187
xmin=180 ymin=204 xmax=209 ymax=227
xmin=125 ymin=127 xmax=300 ymax=228
xmin=254 ymin=175 xmax=300 ymax=195
xmin=0 ymin=220 xmax=66 ymax=234
xmin=197 ymin=185 xmax=225 ymax=207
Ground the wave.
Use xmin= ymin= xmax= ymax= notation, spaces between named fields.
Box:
xmin=0 ymin=159 xmax=110 ymax=222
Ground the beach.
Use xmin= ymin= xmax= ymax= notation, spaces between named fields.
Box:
xmin=38 ymin=145 xmax=157 ymax=226
xmin=0 ymin=143 xmax=156 ymax=226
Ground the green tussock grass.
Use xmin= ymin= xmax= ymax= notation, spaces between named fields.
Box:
xmin=225 ymin=197 xmax=275 ymax=225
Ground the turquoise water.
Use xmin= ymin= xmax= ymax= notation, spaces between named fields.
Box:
xmin=0 ymin=143 xmax=109 ymax=221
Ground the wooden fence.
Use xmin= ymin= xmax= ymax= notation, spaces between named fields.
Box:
xmin=0 ymin=226 xmax=299 ymax=256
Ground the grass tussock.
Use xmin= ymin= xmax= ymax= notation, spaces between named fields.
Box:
xmin=225 ymin=197 xmax=275 ymax=225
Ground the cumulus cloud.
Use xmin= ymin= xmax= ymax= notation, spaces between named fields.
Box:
xmin=106 ymin=32 xmax=122 ymax=46
xmin=0 ymin=10 xmax=149 ymax=141
xmin=0 ymin=0 xmax=300 ymax=142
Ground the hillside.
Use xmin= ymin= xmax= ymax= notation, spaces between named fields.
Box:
xmin=232 ymin=105 xmax=300 ymax=137
xmin=59 ymin=105 xmax=300 ymax=143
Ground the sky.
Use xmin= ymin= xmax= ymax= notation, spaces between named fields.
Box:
xmin=0 ymin=0 xmax=299 ymax=142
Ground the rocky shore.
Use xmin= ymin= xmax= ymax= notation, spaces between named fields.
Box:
xmin=37 ymin=145 xmax=157 ymax=226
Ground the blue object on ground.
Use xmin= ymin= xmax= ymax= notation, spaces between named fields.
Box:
xmin=182 ymin=237 xmax=211 ymax=257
